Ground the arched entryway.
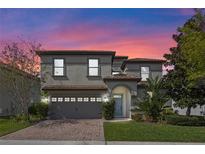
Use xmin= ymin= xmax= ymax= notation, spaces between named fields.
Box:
xmin=112 ymin=86 xmax=131 ymax=118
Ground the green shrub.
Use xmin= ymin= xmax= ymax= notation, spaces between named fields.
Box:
xmin=164 ymin=114 xmax=205 ymax=126
xmin=161 ymin=107 xmax=174 ymax=115
xmin=131 ymin=112 xmax=144 ymax=122
xmin=102 ymin=99 xmax=115 ymax=120
xmin=133 ymin=77 xmax=168 ymax=122
xmin=15 ymin=114 xmax=29 ymax=122
xmin=160 ymin=107 xmax=175 ymax=121
xmin=28 ymin=102 xmax=48 ymax=119
xmin=28 ymin=114 xmax=42 ymax=123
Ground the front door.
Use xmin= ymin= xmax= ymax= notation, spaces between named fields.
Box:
xmin=113 ymin=94 xmax=123 ymax=117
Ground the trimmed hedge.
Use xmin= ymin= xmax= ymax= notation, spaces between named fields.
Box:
xmin=102 ymin=99 xmax=115 ymax=120
xmin=28 ymin=102 xmax=48 ymax=118
xmin=164 ymin=114 xmax=205 ymax=126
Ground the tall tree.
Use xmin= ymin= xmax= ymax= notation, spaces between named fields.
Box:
xmin=0 ymin=39 xmax=41 ymax=117
xmin=179 ymin=9 xmax=205 ymax=84
xmin=0 ymin=39 xmax=41 ymax=76
xmin=164 ymin=9 xmax=205 ymax=116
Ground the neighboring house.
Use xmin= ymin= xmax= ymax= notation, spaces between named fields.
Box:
xmin=171 ymin=100 xmax=205 ymax=116
xmin=0 ymin=63 xmax=41 ymax=116
xmin=37 ymin=50 xmax=164 ymax=119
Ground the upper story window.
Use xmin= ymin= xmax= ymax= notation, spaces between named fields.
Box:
xmin=88 ymin=59 xmax=99 ymax=76
xmin=54 ymin=59 xmax=64 ymax=76
xmin=141 ymin=67 xmax=149 ymax=81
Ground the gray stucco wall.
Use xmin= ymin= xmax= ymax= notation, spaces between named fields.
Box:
xmin=48 ymin=89 xmax=106 ymax=96
xmin=0 ymin=67 xmax=41 ymax=116
xmin=136 ymin=86 xmax=147 ymax=99
xmin=40 ymin=54 xmax=113 ymax=87
xmin=125 ymin=62 xmax=163 ymax=78
xmin=104 ymin=80 xmax=138 ymax=106
xmin=104 ymin=80 xmax=137 ymax=93
xmin=122 ymin=62 xmax=163 ymax=108
xmin=112 ymin=58 xmax=126 ymax=72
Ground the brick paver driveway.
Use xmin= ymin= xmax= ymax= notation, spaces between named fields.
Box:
xmin=0 ymin=119 xmax=104 ymax=141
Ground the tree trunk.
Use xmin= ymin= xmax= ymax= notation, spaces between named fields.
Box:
xmin=186 ymin=106 xmax=191 ymax=116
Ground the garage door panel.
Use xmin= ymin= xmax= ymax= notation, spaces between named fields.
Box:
xmin=49 ymin=102 xmax=102 ymax=119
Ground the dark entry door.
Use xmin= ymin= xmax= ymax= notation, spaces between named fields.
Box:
xmin=113 ymin=94 xmax=123 ymax=117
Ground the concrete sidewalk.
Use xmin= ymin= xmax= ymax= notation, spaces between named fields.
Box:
xmin=0 ymin=140 xmax=105 ymax=145
xmin=106 ymin=141 xmax=205 ymax=145
xmin=0 ymin=140 xmax=205 ymax=145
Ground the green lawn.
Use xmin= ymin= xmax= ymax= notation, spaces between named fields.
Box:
xmin=0 ymin=118 xmax=31 ymax=137
xmin=104 ymin=121 xmax=205 ymax=142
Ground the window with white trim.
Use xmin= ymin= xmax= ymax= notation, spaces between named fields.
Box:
xmin=77 ymin=97 xmax=83 ymax=102
xmin=141 ymin=67 xmax=149 ymax=81
xmin=57 ymin=97 xmax=63 ymax=102
xmin=90 ymin=97 xmax=96 ymax=102
xmin=51 ymin=97 xmax=57 ymax=102
xmin=54 ymin=59 xmax=64 ymax=76
xmin=83 ymin=97 xmax=89 ymax=102
xmin=65 ymin=97 xmax=70 ymax=102
xmin=71 ymin=97 xmax=76 ymax=102
xmin=88 ymin=59 xmax=99 ymax=76
xmin=96 ymin=97 xmax=102 ymax=102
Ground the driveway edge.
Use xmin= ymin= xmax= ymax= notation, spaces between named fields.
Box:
xmin=0 ymin=140 xmax=105 ymax=145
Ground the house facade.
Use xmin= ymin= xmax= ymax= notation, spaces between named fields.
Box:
xmin=37 ymin=50 xmax=164 ymax=119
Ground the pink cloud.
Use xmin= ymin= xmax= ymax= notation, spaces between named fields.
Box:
xmin=43 ymin=22 xmax=128 ymax=43
xmin=79 ymin=34 xmax=176 ymax=59
xmin=44 ymin=29 xmax=176 ymax=59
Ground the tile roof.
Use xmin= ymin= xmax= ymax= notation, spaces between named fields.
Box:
xmin=103 ymin=73 xmax=141 ymax=82
xmin=114 ymin=56 xmax=128 ymax=59
xmin=121 ymin=58 xmax=165 ymax=69
xmin=36 ymin=50 xmax=116 ymax=56
xmin=126 ymin=58 xmax=166 ymax=62
xmin=42 ymin=84 xmax=108 ymax=90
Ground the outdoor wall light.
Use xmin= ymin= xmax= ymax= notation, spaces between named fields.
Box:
xmin=102 ymin=94 xmax=109 ymax=102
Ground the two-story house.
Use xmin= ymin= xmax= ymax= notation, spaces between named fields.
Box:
xmin=37 ymin=50 xmax=164 ymax=119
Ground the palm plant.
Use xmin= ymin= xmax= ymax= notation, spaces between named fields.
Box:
xmin=133 ymin=76 xmax=168 ymax=122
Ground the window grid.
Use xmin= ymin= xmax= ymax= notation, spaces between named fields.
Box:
xmin=52 ymin=97 xmax=103 ymax=103
xmin=90 ymin=97 xmax=96 ymax=102
xmin=57 ymin=97 xmax=63 ymax=102
xmin=71 ymin=97 xmax=76 ymax=102
xmin=141 ymin=67 xmax=149 ymax=81
xmin=88 ymin=59 xmax=99 ymax=76
xmin=65 ymin=97 xmax=70 ymax=102
xmin=51 ymin=97 xmax=57 ymax=102
xmin=54 ymin=59 xmax=64 ymax=76
xmin=96 ymin=97 xmax=102 ymax=102
xmin=83 ymin=97 xmax=89 ymax=102
xmin=77 ymin=97 xmax=83 ymax=102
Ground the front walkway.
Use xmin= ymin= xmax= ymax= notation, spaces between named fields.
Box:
xmin=0 ymin=119 xmax=104 ymax=141
xmin=105 ymin=118 xmax=132 ymax=122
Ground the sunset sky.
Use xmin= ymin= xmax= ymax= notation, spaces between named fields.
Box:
xmin=0 ymin=8 xmax=195 ymax=59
